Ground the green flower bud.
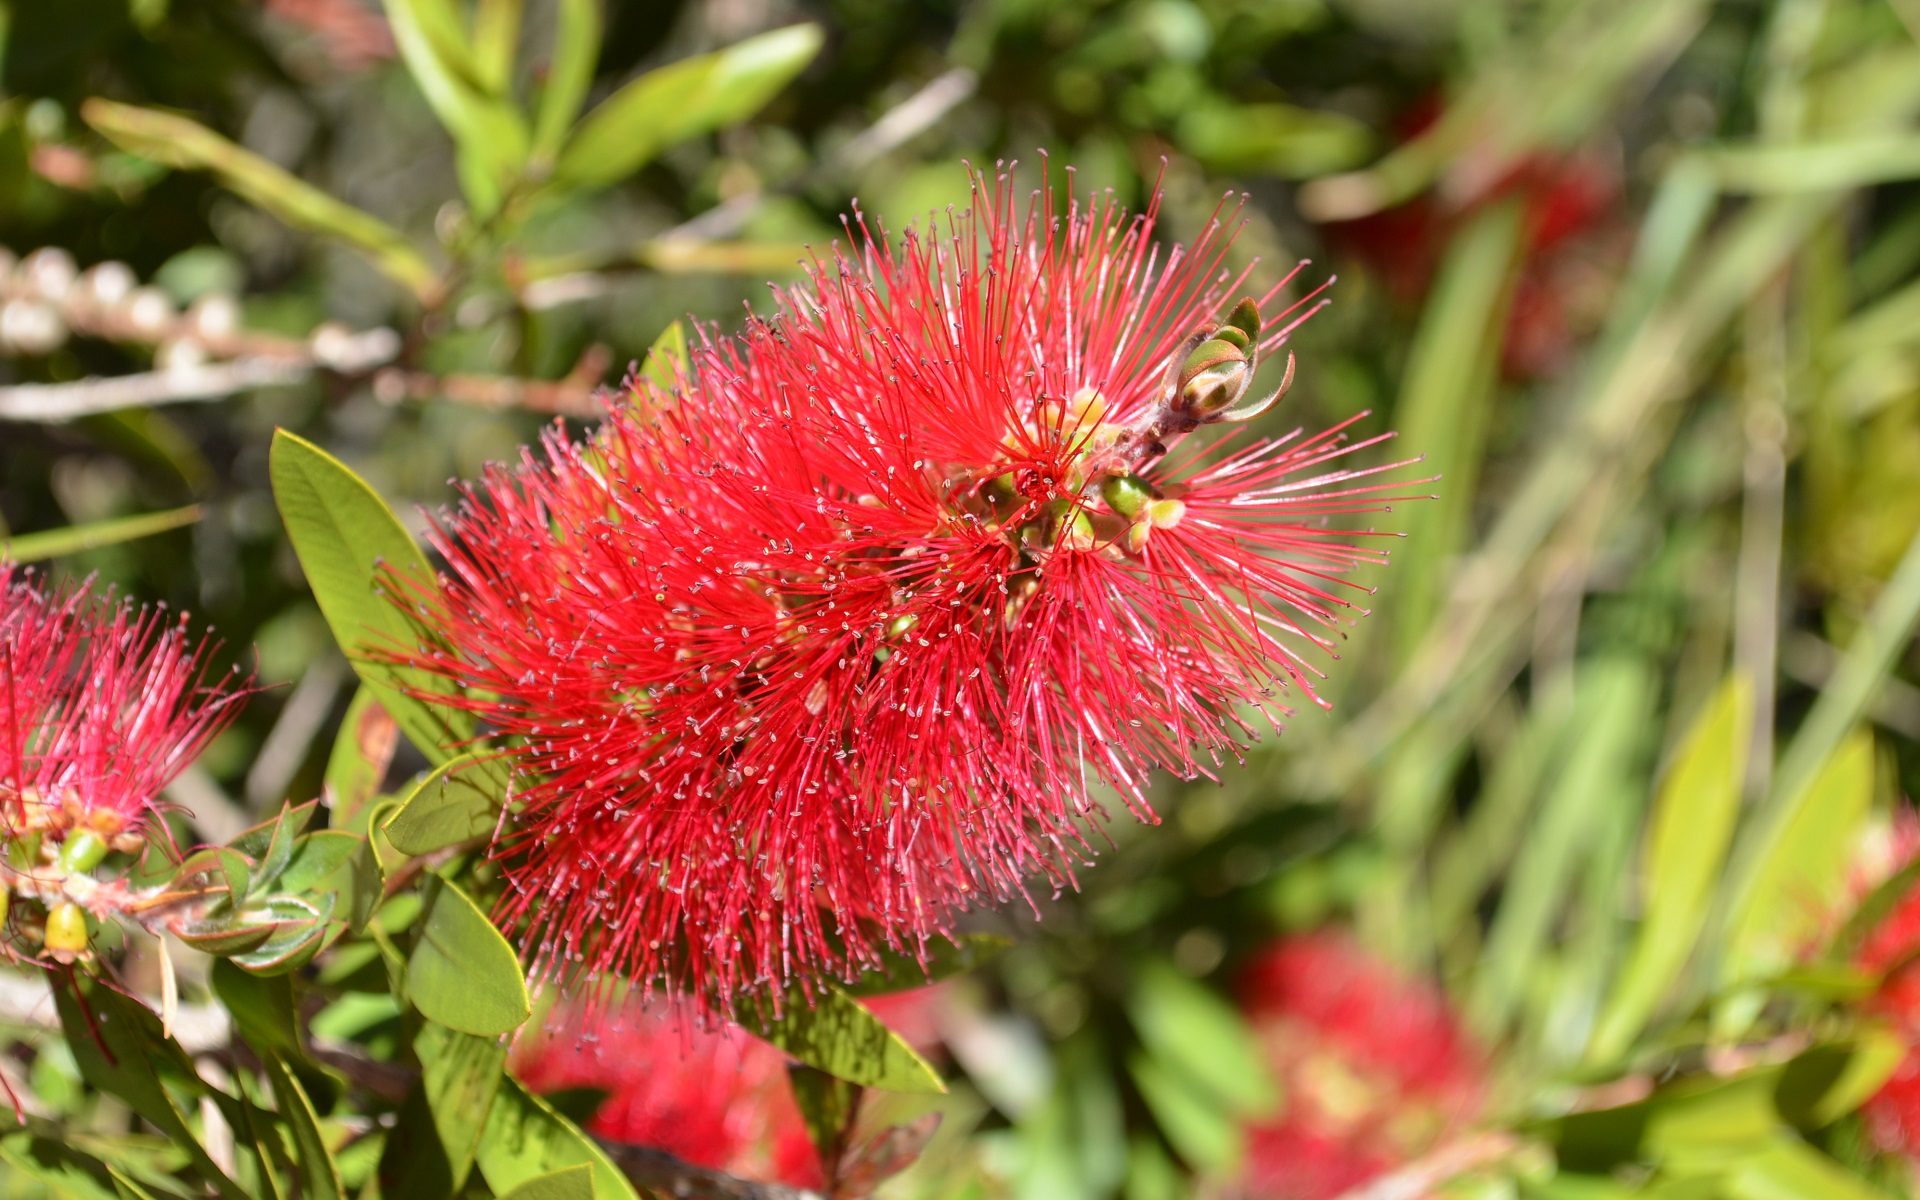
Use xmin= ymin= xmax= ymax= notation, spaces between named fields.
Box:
xmin=1177 ymin=337 xmax=1252 ymax=419
xmin=44 ymin=901 xmax=89 ymax=962
xmin=1226 ymin=297 xmax=1262 ymax=342
xmin=1101 ymin=474 xmax=1153 ymax=521
xmin=56 ymin=829 xmax=108 ymax=874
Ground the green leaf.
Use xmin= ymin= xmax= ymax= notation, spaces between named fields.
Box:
xmin=251 ymin=802 xmax=300 ymax=896
xmin=0 ymin=1129 xmax=154 ymax=1200
xmin=842 ymin=934 xmax=1013 ymax=996
xmin=230 ymin=894 xmax=334 ymax=976
xmin=476 ymin=1079 xmax=638 ymax=1200
xmin=737 ymin=985 xmax=946 ymax=1094
xmin=1730 ymin=522 xmax=1920 ymax=929
xmin=1775 ymin=1030 xmax=1908 ymax=1130
xmin=1126 ymin=961 xmax=1277 ymax=1117
xmin=0 ymin=505 xmax=203 ymax=563
xmin=270 ymin=429 xmax=471 ymax=766
xmin=263 ymin=1052 xmax=344 ymax=1200
xmin=789 ymin=1065 xmax=859 ymax=1171
xmin=1588 ymin=675 xmax=1753 ymax=1064
xmin=281 ymin=830 xmax=366 ymax=893
xmin=230 ymin=799 xmax=320 ymax=860
xmin=1126 ymin=1050 xmax=1239 ymax=1175
xmin=531 ymin=0 xmax=601 ymax=167
xmin=554 ymin=24 xmax=822 ymax=190
xmin=211 ymin=959 xmax=304 ymax=1059
xmin=408 ymin=880 xmax=531 ymax=1035
xmin=638 ymin=319 xmax=688 ymax=394
xmin=383 ymin=752 xmax=510 ymax=856
xmin=1471 ymin=660 xmax=1652 ymax=1039
xmin=383 ymin=0 xmax=530 ymax=217
xmin=1704 ymin=136 xmax=1920 ymax=194
xmin=1723 ymin=1135 xmax=1896 ymax=1200
xmin=471 ymin=0 xmax=524 ymax=96
xmin=52 ymin=973 xmax=248 ymax=1200
xmin=1175 ymin=100 xmax=1373 ymax=178
xmin=323 ymin=687 xmax=398 ymax=829
xmin=416 ymin=1022 xmax=508 ymax=1193
xmin=80 ymin=101 xmax=438 ymax=302
xmin=1724 ymin=730 xmax=1875 ymax=987
xmin=499 ymin=1164 xmax=598 ymax=1200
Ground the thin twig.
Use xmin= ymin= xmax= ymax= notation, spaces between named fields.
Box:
xmin=1330 ymin=1131 xmax=1522 ymax=1200
xmin=0 ymin=359 xmax=314 ymax=421
xmin=594 ymin=1138 xmax=825 ymax=1200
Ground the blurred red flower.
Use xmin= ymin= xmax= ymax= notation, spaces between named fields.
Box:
xmin=1234 ymin=932 xmax=1485 ymax=1199
xmin=394 ymin=167 xmax=1421 ymax=1004
xmin=1850 ymin=816 xmax=1920 ymax=1158
xmin=1 ymin=566 xmax=247 ymax=851
xmin=1324 ymin=98 xmax=1625 ymax=380
xmin=513 ymin=987 xmax=947 ymax=1190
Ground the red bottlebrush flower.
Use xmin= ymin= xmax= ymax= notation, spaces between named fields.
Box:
xmin=1234 ymin=932 xmax=1485 ymax=1200
xmin=393 ymin=167 xmax=1421 ymax=1003
xmin=1 ymin=566 xmax=247 ymax=852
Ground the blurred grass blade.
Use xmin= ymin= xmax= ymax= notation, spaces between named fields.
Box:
xmin=1722 ymin=729 xmax=1873 ymax=988
xmin=1468 ymin=659 xmax=1651 ymax=1039
xmin=554 ymin=24 xmax=823 ymax=191
xmin=1298 ymin=0 xmax=1705 ymax=220
xmin=1387 ymin=199 xmax=1523 ymax=662
xmin=1705 ymin=136 xmax=1920 ymax=193
xmin=81 ymin=100 xmax=439 ymax=302
xmin=531 ymin=0 xmax=601 ymax=167
xmin=471 ymin=0 xmax=524 ymax=97
xmin=0 ymin=504 xmax=202 ymax=563
xmin=383 ymin=0 xmax=530 ymax=218
xmin=1429 ymin=694 xmax=1575 ymax=947
xmin=1587 ymin=675 xmax=1753 ymax=1065
xmin=1726 ymin=523 xmax=1920 ymax=934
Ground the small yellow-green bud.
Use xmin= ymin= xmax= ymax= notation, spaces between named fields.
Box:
xmin=44 ymin=902 xmax=89 ymax=963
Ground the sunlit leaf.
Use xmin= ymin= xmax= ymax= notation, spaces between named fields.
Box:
xmin=407 ymin=880 xmax=531 ymax=1036
xmin=554 ymin=24 xmax=822 ymax=190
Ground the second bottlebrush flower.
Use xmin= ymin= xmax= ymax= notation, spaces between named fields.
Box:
xmin=392 ymin=167 xmax=1424 ymax=1003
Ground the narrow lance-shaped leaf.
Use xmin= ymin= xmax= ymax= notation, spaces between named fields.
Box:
xmin=1587 ymin=674 xmax=1753 ymax=1064
xmin=383 ymin=0 xmax=530 ymax=217
xmin=0 ymin=505 xmax=203 ymax=563
xmin=531 ymin=0 xmax=601 ymax=167
xmin=262 ymin=1052 xmax=345 ymax=1200
xmin=81 ymin=101 xmax=438 ymax=302
xmin=553 ymin=24 xmax=823 ymax=190
xmin=1722 ymin=729 xmax=1875 ymax=988
xmin=270 ymin=429 xmax=471 ymax=765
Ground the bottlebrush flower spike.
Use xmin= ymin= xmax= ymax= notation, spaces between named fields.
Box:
xmin=2 ymin=566 xmax=248 ymax=959
xmin=394 ymin=165 xmax=1425 ymax=1003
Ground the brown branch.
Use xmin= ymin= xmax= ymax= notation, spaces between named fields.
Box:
xmin=593 ymin=1138 xmax=824 ymax=1200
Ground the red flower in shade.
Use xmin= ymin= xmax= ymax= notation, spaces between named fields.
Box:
xmin=1234 ymin=932 xmax=1485 ymax=1199
xmin=1 ymin=566 xmax=247 ymax=854
xmin=1844 ymin=816 xmax=1920 ymax=1158
xmin=1324 ymin=97 xmax=1625 ymax=380
xmin=393 ymin=167 xmax=1422 ymax=1003
xmin=515 ymin=1000 xmax=827 ymax=1189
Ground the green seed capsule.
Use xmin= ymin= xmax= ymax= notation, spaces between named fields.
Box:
xmin=56 ymin=830 xmax=108 ymax=874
